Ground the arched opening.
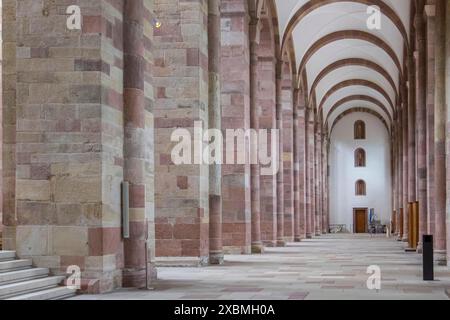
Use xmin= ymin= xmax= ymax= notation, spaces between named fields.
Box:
xmin=354 ymin=120 xmax=366 ymax=140
xmin=355 ymin=180 xmax=367 ymax=196
xmin=329 ymin=113 xmax=391 ymax=232
xmin=354 ymin=148 xmax=366 ymax=167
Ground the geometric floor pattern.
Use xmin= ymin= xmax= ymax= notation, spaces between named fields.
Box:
xmin=71 ymin=234 xmax=450 ymax=300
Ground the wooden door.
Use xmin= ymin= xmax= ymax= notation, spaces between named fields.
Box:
xmin=354 ymin=209 xmax=368 ymax=233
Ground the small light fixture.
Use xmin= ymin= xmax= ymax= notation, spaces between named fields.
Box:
xmin=152 ymin=18 xmax=162 ymax=29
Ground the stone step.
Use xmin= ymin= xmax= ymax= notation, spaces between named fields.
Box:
xmin=0 ymin=276 xmax=65 ymax=299
xmin=0 ymin=268 xmax=49 ymax=286
xmin=0 ymin=259 xmax=32 ymax=273
xmin=0 ymin=251 xmax=16 ymax=262
xmin=6 ymin=286 xmax=76 ymax=300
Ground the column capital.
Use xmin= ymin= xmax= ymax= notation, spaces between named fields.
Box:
xmin=424 ymin=4 xmax=435 ymax=18
xmin=249 ymin=17 xmax=261 ymax=44
xmin=208 ymin=0 xmax=221 ymax=16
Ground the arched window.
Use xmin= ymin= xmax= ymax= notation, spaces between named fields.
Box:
xmin=354 ymin=148 xmax=366 ymax=167
xmin=354 ymin=120 xmax=366 ymax=140
xmin=355 ymin=180 xmax=366 ymax=196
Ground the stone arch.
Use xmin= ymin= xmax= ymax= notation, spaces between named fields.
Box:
xmin=298 ymin=30 xmax=403 ymax=82
xmin=318 ymin=79 xmax=396 ymax=114
xmin=264 ymin=0 xmax=282 ymax=60
xmin=329 ymin=107 xmax=390 ymax=136
xmin=309 ymin=58 xmax=398 ymax=102
xmin=326 ymin=95 xmax=392 ymax=126
xmin=281 ymin=0 xmax=409 ymax=55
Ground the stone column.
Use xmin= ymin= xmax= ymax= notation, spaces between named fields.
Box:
xmin=0 ymin=0 xmax=2 ymax=237
xmin=219 ymin=1 xmax=251 ymax=254
xmin=1 ymin=0 xmax=16 ymax=249
xmin=315 ymin=118 xmax=322 ymax=236
xmin=392 ymin=119 xmax=397 ymax=235
xmin=415 ymin=2 xmax=427 ymax=252
xmin=322 ymin=130 xmax=328 ymax=234
xmin=208 ymin=0 xmax=224 ymax=264
xmin=249 ymin=16 xmax=263 ymax=254
xmin=434 ymin=0 xmax=447 ymax=264
xmin=425 ymin=3 xmax=436 ymax=237
xmin=305 ymin=108 xmax=312 ymax=239
xmin=407 ymin=49 xmax=417 ymax=243
xmin=297 ymin=89 xmax=307 ymax=240
xmin=293 ymin=89 xmax=301 ymax=242
xmin=397 ymin=108 xmax=403 ymax=238
xmin=258 ymin=53 xmax=277 ymax=247
xmin=154 ymin=0 xmax=211 ymax=261
xmin=446 ymin=0 xmax=450 ymax=265
xmin=8 ymin=0 xmax=140 ymax=292
xmin=282 ymin=73 xmax=294 ymax=243
xmin=276 ymin=60 xmax=285 ymax=247
xmin=446 ymin=0 xmax=450 ymax=266
xmin=309 ymin=105 xmax=316 ymax=237
xmin=403 ymin=83 xmax=410 ymax=241
xmin=123 ymin=0 xmax=147 ymax=287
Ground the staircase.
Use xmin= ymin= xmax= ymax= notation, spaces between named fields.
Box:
xmin=0 ymin=251 xmax=76 ymax=300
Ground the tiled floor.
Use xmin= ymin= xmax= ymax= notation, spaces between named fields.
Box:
xmin=71 ymin=234 xmax=450 ymax=300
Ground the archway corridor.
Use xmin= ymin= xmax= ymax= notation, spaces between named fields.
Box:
xmin=1 ymin=0 xmax=450 ymax=301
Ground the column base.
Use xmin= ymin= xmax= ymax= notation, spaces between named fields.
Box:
xmin=315 ymin=232 xmax=321 ymax=236
xmin=251 ymin=243 xmax=264 ymax=254
xmin=155 ymin=256 xmax=209 ymax=267
xmin=276 ymin=240 xmax=286 ymax=247
xmin=294 ymin=237 xmax=302 ymax=242
xmin=223 ymin=245 xmax=251 ymax=255
xmin=262 ymin=240 xmax=277 ymax=247
xmin=306 ymin=233 xmax=313 ymax=239
xmin=435 ymin=250 xmax=447 ymax=266
xmin=209 ymin=252 xmax=225 ymax=265
xmin=416 ymin=243 xmax=423 ymax=254
xmin=122 ymin=268 xmax=147 ymax=289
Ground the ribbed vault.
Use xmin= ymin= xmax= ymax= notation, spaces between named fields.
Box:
xmin=273 ymin=0 xmax=411 ymax=130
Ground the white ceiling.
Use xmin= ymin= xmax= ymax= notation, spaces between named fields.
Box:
xmin=273 ymin=0 xmax=411 ymax=130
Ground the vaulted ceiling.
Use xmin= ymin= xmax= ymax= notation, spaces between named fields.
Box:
xmin=273 ymin=0 xmax=412 ymax=132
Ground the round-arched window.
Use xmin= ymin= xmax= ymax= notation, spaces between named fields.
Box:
xmin=354 ymin=120 xmax=366 ymax=140
xmin=355 ymin=180 xmax=367 ymax=196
